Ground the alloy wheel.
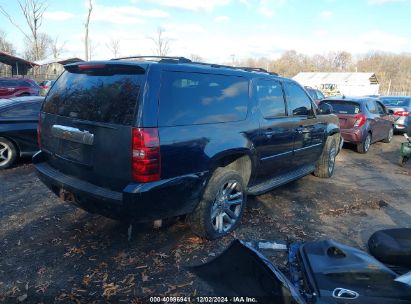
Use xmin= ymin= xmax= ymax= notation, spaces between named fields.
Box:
xmin=328 ymin=144 xmax=337 ymax=175
xmin=210 ymin=179 xmax=244 ymax=233
xmin=0 ymin=142 xmax=12 ymax=166
xmin=364 ymin=134 xmax=371 ymax=152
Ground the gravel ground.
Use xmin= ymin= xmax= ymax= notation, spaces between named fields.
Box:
xmin=0 ymin=135 xmax=410 ymax=303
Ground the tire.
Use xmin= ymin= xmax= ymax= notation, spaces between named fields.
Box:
xmin=368 ymin=228 xmax=411 ymax=267
xmin=0 ymin=137 xmax=18 ymax=169
xmin=357 ymin=133 xmax=371 ymax=154
xmin=188 ymin=168 xmax=246 ymax=239
xmin=382 ymin=126 xmax=394 ymax=143
xmin=314 ymin=135 xmax=337 ymax=178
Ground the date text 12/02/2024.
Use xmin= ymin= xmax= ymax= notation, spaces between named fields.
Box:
xmin=149 ymin=296 xmax=259 ymax=303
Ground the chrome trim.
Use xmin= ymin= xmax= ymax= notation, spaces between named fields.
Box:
xmin=332 ymin=288 xmax=359 ymax=300
xmin=51 ymin=125 xmax=94 ymax=145
xmin=294 ymin=142 xmax=322 ymax=152
xmin=261 ymin=150 xmax=293 ymax=161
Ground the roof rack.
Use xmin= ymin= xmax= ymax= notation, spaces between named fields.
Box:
xmin=111 ymin=55 xmax=192 ymax=63
xmin=111 ymin=55 xmax=279 ymax=75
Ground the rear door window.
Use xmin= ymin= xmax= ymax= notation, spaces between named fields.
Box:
xmin=42 ymin=66 xmax=145 ymax=125
xmin=158 ymin=71 xmax=249 ymax=126
xmin=255 ymin=79 xmax=286 ymax=118
xmin=285 ymin=82 xmax=313 ymax=116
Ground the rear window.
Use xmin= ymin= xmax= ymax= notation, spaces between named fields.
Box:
xmin=158 ymin=71 xmax=249 ymax=126
xmin=380 ymin=98 xmax=410 ymax=107
xmin=323 ymin=100 xmax=361 ymax=114
xmin=42 ymin=67 xmax=145 ymax=125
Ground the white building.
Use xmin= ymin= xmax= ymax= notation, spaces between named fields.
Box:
xmin=293 ymin=72 xmax=380 ymax=96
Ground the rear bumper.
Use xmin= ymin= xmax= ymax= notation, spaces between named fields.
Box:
xmin=340 ymin=127 xmax=364 ymax=144
xmin=394 ymin=116 xmax=410 ymax=130
xmin=33 ymin=151 xmax=207 ymax=222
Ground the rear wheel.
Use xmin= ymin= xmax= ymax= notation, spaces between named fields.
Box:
xmin=0 ymin=137 xmax=18 ymax=169
xmin=314 ymin=135 xmax=337 ymax=178
xmin=357 ymin=133 xmax=371 ymax=154
xmin=189 ymin=168 xmax=246 ymax=239
xmin=382 ymin=126 xmax=394 ymax=143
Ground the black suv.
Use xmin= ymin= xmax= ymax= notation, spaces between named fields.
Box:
xmin=34 ymin=57 xmax=341 ymax=239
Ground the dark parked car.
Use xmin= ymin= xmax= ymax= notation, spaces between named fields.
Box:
xmin=0 ymin=77 xmax=40 ymax=98
xmin=34 ymin=57 xmax=341 ymax=239
xmin=0 ymin=96 xmax=43 ymax=169
xmin=320 ymin=97 xmax=394 ymax=153
xmin=379 ymin=96 xmax=411 ymax=135
xmin=304 ymin=86 xmax=325 ymax=105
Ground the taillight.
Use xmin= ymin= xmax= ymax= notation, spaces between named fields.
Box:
xmin=37 ymin=113 xmax=41 ymax=148
xmin=394 ymin=111 xmax=410 ymax=116
xmin=132 ymin=128 xmax=161 ymax=183
xmin=78 ymin=64 xmax=106 ymax=70
xmin=354 ymin=114 xmax=367 ymax=127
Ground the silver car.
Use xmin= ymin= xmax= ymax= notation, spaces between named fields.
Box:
xmin=380 ymin=96 xmax=411 ymax=135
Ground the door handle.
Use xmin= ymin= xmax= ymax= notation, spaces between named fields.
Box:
xmin=264 ymin=128 xmax=275 ymax=138
xmin=51 ymin=125 xmax=94 ymax=145
xmin=296 ymin=127 xmax=304 ymax=134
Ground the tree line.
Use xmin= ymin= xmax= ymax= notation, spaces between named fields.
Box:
xmin=232 ymin=50 xmax=411 ymax=95
xmin=0 ymin=1 xmax=410 ymax=94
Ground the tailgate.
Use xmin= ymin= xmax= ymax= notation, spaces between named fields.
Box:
xmin=336 ymin=113 xmax=360 ymax=129
xmin=39 ymin=63 xmax=146 ymax=191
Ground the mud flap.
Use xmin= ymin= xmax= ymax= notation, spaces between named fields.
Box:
xmin=189 ymin=240 xmax=306 ymax=304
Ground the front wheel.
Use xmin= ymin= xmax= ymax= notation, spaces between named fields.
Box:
xmin=314 ymin=136 xmax=337 ymax=178
xmin=0 ymin=137 xmax=18 ymax=169
xmin=188 ymin=168 xmax=246 ymax=239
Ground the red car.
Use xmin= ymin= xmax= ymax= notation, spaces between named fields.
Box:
xmin=320 ymin=97 xmax=394 ymax=153
xmin=0 ymin=77 xmax=40 ymax=98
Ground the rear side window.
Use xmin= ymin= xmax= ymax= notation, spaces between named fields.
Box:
xmin=42 ymin=67 xmax=144 ymax=125
xmin=285 ymin=82 xmax=313 ymax=116
xmin=322 ymin=101 xmax=361 ymax=114
xmin=255 ymin=79 xmax=286 ymax=118
xmin=366 ymin=100 xmax=378 ymax=114
xmin=158 ymin=71 xmax=249 ymax=126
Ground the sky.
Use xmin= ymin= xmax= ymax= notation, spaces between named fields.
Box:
xmin=0 ymin=0 xmax=410 ymax=63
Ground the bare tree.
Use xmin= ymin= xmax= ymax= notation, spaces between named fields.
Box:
xmin=334 ymin=51 xmax=352 ymax=71
xmin=106 ymin=38 xmax=120 ymax=58
xmin=0 ymin=30 xmax=15 ymax=54
xmin=150 ymin=28 xmax=170 ymax=56
xmin=189 ymin=54 xmax=203 ymax=62
xmin=51 ymin=36 xmax=66 ymax=59
xmin=88 ymin=39 xmax=98 ymax=60
xmin=0 ymin=0 xmax=48 ymax=61
xmin=84 ymin=0 xmax=93 ymax=61
xmin=23 ymin=32 xmax=51 ymax=61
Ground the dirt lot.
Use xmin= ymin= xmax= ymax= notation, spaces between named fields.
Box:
xmin=0 ymin=135 xmax=410 ymax=303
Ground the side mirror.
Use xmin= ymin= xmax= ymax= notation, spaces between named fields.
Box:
xmin=319 ymin=102 xmax=333 ymax=115
xmin=388 ymin=109 xmax=394 ymax=115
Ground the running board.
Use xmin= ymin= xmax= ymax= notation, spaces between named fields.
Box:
xmin=247 ymin=164 xmax=315 ymax=196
